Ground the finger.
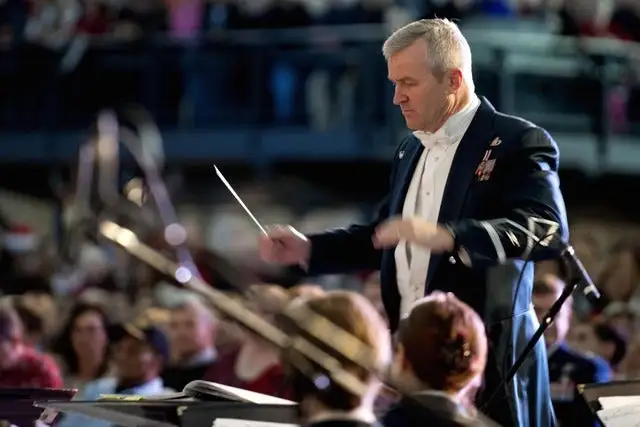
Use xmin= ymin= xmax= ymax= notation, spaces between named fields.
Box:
xmin=265 ymin=224 xmax=294 ymax=239
xmin=287 ymin=225 xmax=308 ymax=242
xmin=373 ymin=222 xmax=401 ymax=248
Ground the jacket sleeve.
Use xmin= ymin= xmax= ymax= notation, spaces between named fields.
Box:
xmin=446 ymin=127 xmax=569 ymax=267
xmin=305 ymin=138 xmax=409 ymax=275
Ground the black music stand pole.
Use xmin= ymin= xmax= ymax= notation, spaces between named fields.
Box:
xmin=503 ymin=278 xmax=578 ymax=386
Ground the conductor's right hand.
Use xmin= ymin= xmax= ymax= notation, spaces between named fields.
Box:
xmin=258 ymin=225 xmax=311 ymax=267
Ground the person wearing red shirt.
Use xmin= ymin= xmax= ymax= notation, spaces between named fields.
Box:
xmin=204 ymin=284 xmax=290 ymax=397
xmin=0 ymin=304 xmax=63 ymax=388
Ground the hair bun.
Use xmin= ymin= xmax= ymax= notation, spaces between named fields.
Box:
xmin=442 ymin=333 xmax=472 ymax=372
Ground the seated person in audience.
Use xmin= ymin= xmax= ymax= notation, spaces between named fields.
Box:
xmin=163 ymin=297 xmax=218 ymax=391
xmin=205 ymin=284 xmax=290 ymax=397
xmin=383 ymin=291 xmax=493 ymax=427
xmin=281 ymin=290 xmax=391 ymax=427
xmin=0 ymin=303 xmax=63 ymax=388
xmin=1 ymin=225 xmax=51 ymax=295
xmin=13 ymin=299 xmax=46 ymax=350
xmin=571 ymin=320 xmax=627 ymax=372
xmin=57 ymin=319 xmax=172 ymax=427
xmin=533 ymin=276 xmax=612 ymax=427
xmin=593 ymin=323 xmax=627 ymax=371
xmin=617 ymin=335 xmax=640 ymax=379
xmin=51 ymin=302 xmax=112 ymax=391
xmin=594 ymin=240 xmax=640 ymax=313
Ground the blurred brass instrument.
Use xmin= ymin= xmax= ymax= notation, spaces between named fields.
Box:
xmin=84 ymin=107 xmax=500 ymax=427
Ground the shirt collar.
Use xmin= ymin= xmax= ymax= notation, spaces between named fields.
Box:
xmin=413 ymin=94 xmax=480 ymax=148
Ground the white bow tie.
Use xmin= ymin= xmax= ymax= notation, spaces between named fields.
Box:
xmin=413 ymin=131 xmax=458 ymax=149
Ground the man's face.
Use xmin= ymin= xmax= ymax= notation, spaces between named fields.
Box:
xmin=533 ymin=291 xmax=571 ymax=349
xmin=387 ymin=39 xmax=451 ymax=132
xmin=169 ymin=307 xmax=211 ymax=358
xmin=567 ymin=321 xmax=599 ymax=354
xmin=113 ymin=336 xmax=159 ymax=381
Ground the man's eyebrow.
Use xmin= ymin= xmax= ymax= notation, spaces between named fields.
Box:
xmin=389 ymin=77 xmax=416 ymax=83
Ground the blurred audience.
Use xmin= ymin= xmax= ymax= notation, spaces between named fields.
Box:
xmin=1 ymin=224 xmax=51 ymax=295
xmin=0 ymin=303 xmax=63 ymax=388
xmin=13 ymin=298 xmax=47 ymax=349
xmin=596 ymin=240 xmax=640 ymax=311
xmin=51 ymin=301 xmax=112 ymax=390
xmin=204 ymin=284 xmax=291 ymax=397
xmin=57 ymin=318 xmax=172 ymax=427
xmin=162 ymin=297 xmax=218 ymax=390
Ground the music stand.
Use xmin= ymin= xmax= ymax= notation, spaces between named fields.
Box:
xmin=0 ymin=387 xmax=76 ymax=427
xmin=578 ymin=380 xmax=640 ymax=426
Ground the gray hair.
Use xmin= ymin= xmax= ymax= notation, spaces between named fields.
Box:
xmin=171 ymin=296 xmax=216 ymax=325
xmin=382 ymin=19 xmax=474 ymax=90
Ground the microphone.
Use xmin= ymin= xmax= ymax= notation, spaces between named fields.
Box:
xmin=561 ymin=245 xmax=601 ymax=299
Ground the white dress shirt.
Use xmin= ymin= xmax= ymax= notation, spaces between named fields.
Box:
xmin=395 ymin=95 xmax=481 ymax=318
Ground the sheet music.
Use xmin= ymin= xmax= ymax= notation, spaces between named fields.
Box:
xmin=203 ymin=383 xmax=295 ymax=405
xmin=598 ymin=396 xmax=640 ymax=427
xmin=213 ymin=419 xmax=297 ymax=427
xmin=599 ymin=396 xmax=640 ymax=410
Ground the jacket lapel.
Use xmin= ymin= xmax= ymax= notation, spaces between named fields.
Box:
xmin=390 ymin=137 xmax=424 ymax=215
xmin=426 ymin=98 xmax=496 ymax=285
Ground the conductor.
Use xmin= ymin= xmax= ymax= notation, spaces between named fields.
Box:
xmin=259 ymin=18 xmax=568 ymax=427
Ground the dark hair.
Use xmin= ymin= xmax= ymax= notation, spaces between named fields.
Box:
xmin=51 ymin=302 xmax=111 ymax=377
xmin=536 ymin=257 xmax=570 ymax=282
xmin=593 ymin=323 xmax=627 ymax=367
xmin=13 ymin=303 xmax=43 ymax=336
xmin=532 ymin=280 xmax=558 ymax=297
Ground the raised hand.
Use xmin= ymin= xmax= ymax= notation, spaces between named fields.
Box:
xmin=258 ymin=225 xmax=311 ymax=268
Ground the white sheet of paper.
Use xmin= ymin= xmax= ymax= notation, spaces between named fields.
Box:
xmin=598 ymin=406 xmax=640 ymax=427
xmin=599 ymin=396 xmax=640 ymax=410
xmin=205 ymin=382 xmax=295 ymax=405
xmin=213 ymin=419 xmax=297 ymax=427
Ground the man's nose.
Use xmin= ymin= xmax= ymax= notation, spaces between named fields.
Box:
xmin=393 ymin=87 xmax=406 ymax=106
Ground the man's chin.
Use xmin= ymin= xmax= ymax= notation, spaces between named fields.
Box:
xmin=404 ymin=120 xmax=419 ymax=131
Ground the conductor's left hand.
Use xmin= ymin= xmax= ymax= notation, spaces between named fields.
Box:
xmin=373 ymin=216 xmax=455 ymax=253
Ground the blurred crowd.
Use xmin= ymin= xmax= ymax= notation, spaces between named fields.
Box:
xmin=3 ymin=0 xmax=640 ymax=131
xmin=0 ymin=0 xmax=398 ymax=48
xmin=0 ymin=190 xmax=638 ymax=426
xmin=2 ymin=0 xmax=640 ymax=48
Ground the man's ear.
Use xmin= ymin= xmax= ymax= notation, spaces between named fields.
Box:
xmin=448 ymin=69 xmax=463 ymax=94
